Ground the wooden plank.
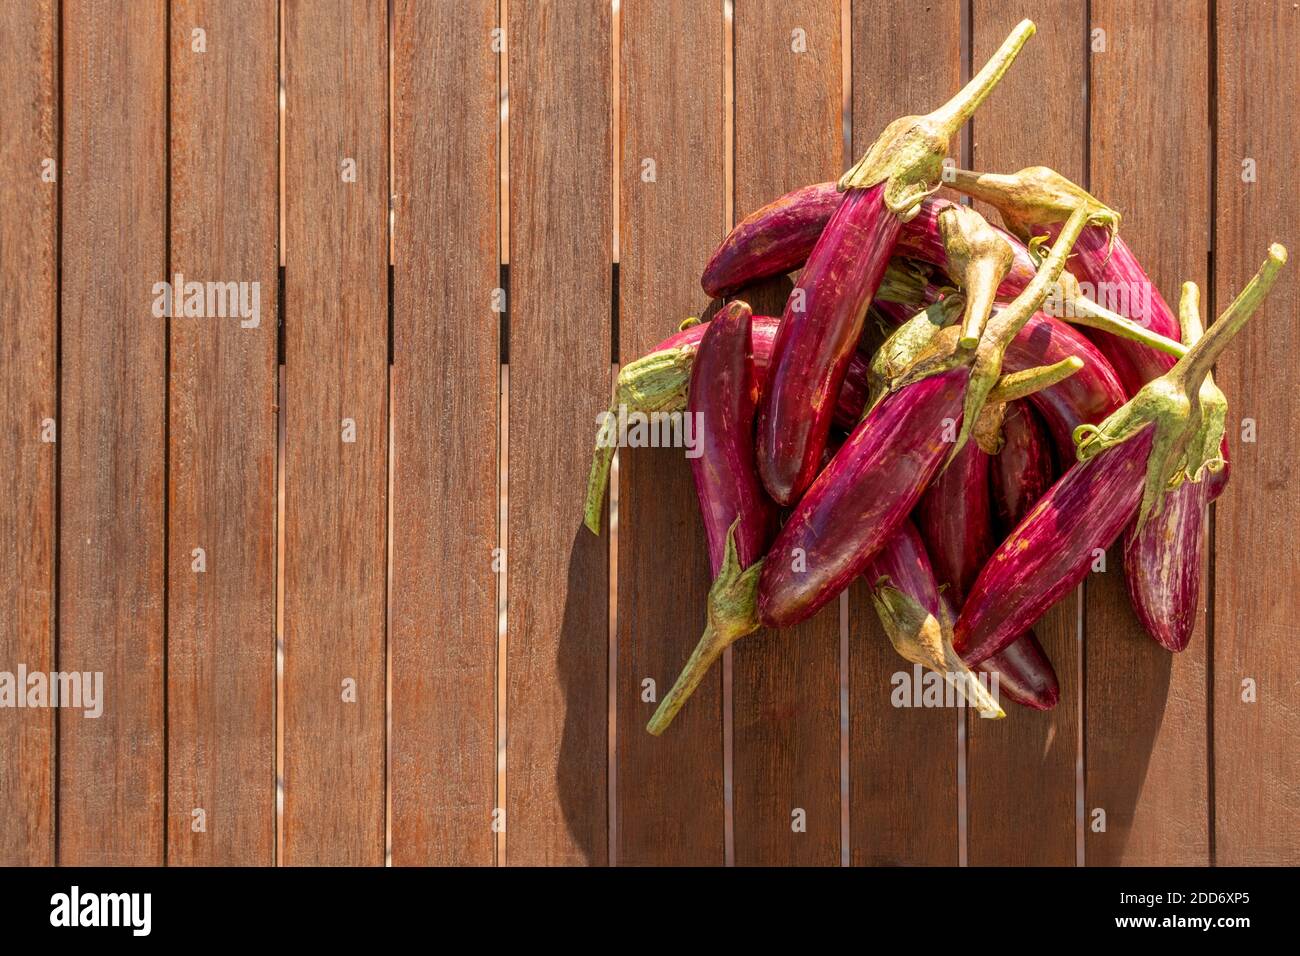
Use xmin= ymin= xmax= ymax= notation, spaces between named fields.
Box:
xmin=1083 ymin=1 xmax=1209 ymax=867
xmin=281 ymin=0 xmax=388 ymax=866
xmin=614 ymin=0 xmax=725 ymax=866
xmin=390 ymin=0 xmax=499 ymax=866
xmin=731 ymin=0 xmax=841 ymax=867
xmin=0 ymin=0 xmax=56 ymax=867
xmin=166 ymin=0 xmax=278 ymax=867
xmin=965 ymin=0 xmax=1085 ymax=867
xmin=58 ymin=0 xmax=167 ymax=867
xmin=506 ymin=0 xmax=610 ymax=866
xmin=1213 ymin=0 xmax=1300 ymax=867
xmin=849 ymin=0 xmax=962 ymax=867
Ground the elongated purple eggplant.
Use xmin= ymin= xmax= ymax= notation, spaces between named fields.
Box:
xmin=756 ymin=21 xmax=1036 ymax=505
xmin=701 ymin=182 xmax=841 ymax=298
xmin=991 ymin=401 xmax=1056 ymax=532
xmin=955 ymin=245 xmax=1287 ymax=664
xmin=689 ymin=303 xmax=777 ymax=573
xmin=915 ymin=432 xmax=1059 ymax=710
xmin=646 ymin=304 xmax=778 ymax=735
xmin=865 ymin=519 xmax=1005 ymax=718
xmin=702 ymin=188 xmax=1036 ymax=301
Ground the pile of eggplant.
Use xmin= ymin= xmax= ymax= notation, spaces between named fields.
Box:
xmin=584 ymin=20 xmax=1287 ymax=732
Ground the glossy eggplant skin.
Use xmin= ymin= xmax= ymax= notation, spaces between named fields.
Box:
xmin=758 ymin=183 xmax=904 ymax=506
xmin=701 ymin=182 xmax=841 ymax=298
xmin=759 ymin=367 xmax=969 ymax=628
xmin=1123 ymin=477 xmax=1206 ymax=652
xmin=991 ymin=401 xmax=1056 ymax=532
xmin=955 ymin=427 xmax=1156 ymax=665
xmin=1003 ymin=312 xmax=1126 ymax=457
xmin=689 ymin=303 xmax=778 ymax=575
xmin=917 ymin=439 xmax=995 ymax=601
xmin=916 ymin=434 xmax=1059 ymax=710
xmin=649 ymin=315 xmax=872 ymax=432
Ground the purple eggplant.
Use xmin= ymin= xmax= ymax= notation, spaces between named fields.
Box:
xmin=756 ymin=21 xmax=1037 ymax=505
xmin=955 ymin=246 xmax=1286 ymax=664
xmin=646 ymin=303 xmax=778 ymax=735
xmin=991 ymin=401 xmax=1056 ymax=532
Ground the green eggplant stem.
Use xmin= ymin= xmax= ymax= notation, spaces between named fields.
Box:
xmin=987 ymin=357 xmax=1083 ymax=404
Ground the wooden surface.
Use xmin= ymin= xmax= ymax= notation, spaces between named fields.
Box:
xmin=615 ymin=0 xmax=725 ymax=867
xmin=848 ymin=0 xmax=962 ymax=867
xmin=0 ymin=0 xmax=1295 ymax=868
xmin=965 ymin=0 xmax=1085 ymax=867
xmin=58 ymin=0 xmax=168 ymax=866
xmin=1084 ymin=1 xmax=1211 ymax=866
xmin=167 ymin=0 xmax=278 ymax=866
xmin=506 ymin=0 xmax=611 ymax=865
xmin=0 ymin=0 xmax=56 ymax=866
xmin=390 ymin=0 xmax=499 ymax=867
xmin=732 ymin=0 xmax=843 ymax=867
xmin=281 ymin=0 xmax=388 ymax=866
xmin=1213 ymin=0 xmax=1300 ymax=866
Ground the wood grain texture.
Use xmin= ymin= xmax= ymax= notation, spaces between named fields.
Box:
xmin=732 ymin=0 xmax=841 ymax=867
xmin=281 ymin=0 xmax=388 ymax=866
xmin=0 ymin=0 xmax=56 ymax=866
xmin=506 ymin=0 xmax=610 ymax=865
xmin=848 ymin=0 xmax=961 ymax=867
xmin=167 ymin=0 xmax=278 ymax=866
xmin=965 ymin=0 xmax=1085 ymax=867
xmin=58 ymin=0 xmax=167 ymax=866
xmin=390 ymin=0 xmax=499 ymax=866
xmin=615 ymin=0 xmax=725 ymax=866
xmin=1213 ymin=0 xmax=1300 ymax=866
xmin=1084 ymin=1 xmax=1209 ymax=866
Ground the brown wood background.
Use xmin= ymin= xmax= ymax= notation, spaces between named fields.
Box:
xmin=0 ymin=0 xmax=1295 ymax=867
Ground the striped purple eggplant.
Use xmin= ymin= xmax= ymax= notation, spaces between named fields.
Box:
xmin=700 ymin=181 xmax=841 ymax=298
xmin=955 ymin=245 xmax=1287 ymax=664
xmin=756 ymin=21 xmax=1036 ymax=505
xmin=688 ymin=303 xmax=777 ymax=574
xmin=646 ymin=303 xmax=778 ymax=735
xmin=991 ymin=401 xmax=1056 ymax=532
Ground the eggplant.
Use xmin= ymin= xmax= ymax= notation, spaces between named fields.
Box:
xmin=955 ymin=246 xmax=1286 ymax=664
xmin=991 ymin=401 xmax=1056 ymax=532
xmin=646 ymin=303 xmax=777 ymax=735
xmin=756 ymin=21 xmax=1036 ymax=505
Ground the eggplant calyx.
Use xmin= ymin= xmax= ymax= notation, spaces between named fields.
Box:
xmin=838 ymin=20 xmax=1035 ymax=218
xmin=944 ymin=165 xmax=1121 ymax=243
xmin=1075 ymin=245 xmax=1287 ymax=532
xmin=583 ymin=344 xmax=694 ymax=534
xmin=868 ymin=580 xmax=1005 ymax=719
xmin=869 ymin=296 xmax=965 ymax=411
xmin=938 ymin=204 xmax=1015 ymax=347
xmin=646 ymin=519 xmax=762 ymax=736
xmin=875 ymin=257 xmax=933 ymax=309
